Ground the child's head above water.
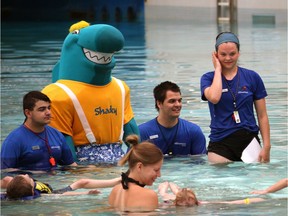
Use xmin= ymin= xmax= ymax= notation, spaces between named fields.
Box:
xmin=6 ymin=174 xmax=34 ymax=199
xmin=174 ymin=188 xmax=199 ymax=206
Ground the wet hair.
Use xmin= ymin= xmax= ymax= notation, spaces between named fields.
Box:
xmin=6 ymin=176 xmax=33 ymax=199
xmin=174 ymin=188 xmax=199 ymax=206
xmin=215 ymin=32 xmax=240 ymax=51
xmin=153 ymin=81 xmax=181 ymax=111
xmin=22 ymin=91 xmax=51 ymax=121
xmin=118 ymin=134 xmax=163 ymax=169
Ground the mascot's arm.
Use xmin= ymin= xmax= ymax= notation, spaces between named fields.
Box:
xmin=123 ymin=82 xmax=139 ymax=141
xmin=52 ymin=61 xmax=60 ymax=82
xmin=65 ymin=135 xmax=78 ymax=161
xmin=123 ymin=118 xmax=139 ymax=141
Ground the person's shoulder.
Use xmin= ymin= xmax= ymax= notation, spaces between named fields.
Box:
xmin=3 ymin=125 xmax=26 ymax=140
xmin=179 ymin=118 xmax=201 ymax=128
xmin=11 ymin=125 xmax=26 ymax=133
xmin=42 ymin=83 xmax=55 ymax=91
xmin=201 ymin=71 xmax=214 ymax=78
xmin=46 ymin=125 xmax=61 ymax=132
xmin=127 ymin=187 xmax=158 ymax=211
xmin=142 ymin=189 xmax=158 ymax=204
xmin=110 ymin=183 xmax=122 ymax=195
xmin=138 ymin=118 xmax=156 ymax=128
xmin=178 ymin=119 xmax=205 ymax=137
xmin=112 ymin=77 xmax=129 ymax=88
xmin=45 ymin=126 xmax=65 ymax=138
xmin=239 ymin=67 xmax=262 ymax=79
xmin=239 ymin=67 xmax=259 ymax=75
xmin=135 ymin=187 xmax=157 ymax=199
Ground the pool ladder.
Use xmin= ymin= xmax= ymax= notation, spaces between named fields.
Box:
xmin=217 ymin=0 xmax=237 ymax=23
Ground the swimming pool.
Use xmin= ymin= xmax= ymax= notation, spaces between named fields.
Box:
xmin=1 ymin=5 xmax=287 ymax=215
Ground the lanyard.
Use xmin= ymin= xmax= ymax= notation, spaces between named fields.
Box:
xmin=156 ymin=118 xmax=179 ymax=155
xmin=223 ymin=70 xmax=240 ymax=110
xmin=23 ymin=124 xmax=56 ymax=167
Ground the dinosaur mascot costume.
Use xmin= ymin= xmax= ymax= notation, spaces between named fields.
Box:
xmin=42 ymin=21 xmax=139 ymax=164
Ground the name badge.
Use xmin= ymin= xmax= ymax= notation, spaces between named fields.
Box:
xmin=175 ymin=142 xmax=186 ymax=147
xmin=233 ymin=111 xmax=241 ymax=123
xmin=149 ymin=134 xmax=158 ymax=139
xmin=32 ymin=145 xmax=40 ymax=150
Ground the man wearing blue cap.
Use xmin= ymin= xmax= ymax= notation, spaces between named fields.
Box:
xmin=200 ymin=32 xmax=271 ymax=164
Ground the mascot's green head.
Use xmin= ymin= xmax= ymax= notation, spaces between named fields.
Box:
xmin=53 ymin=21 xmax=125 ymax=85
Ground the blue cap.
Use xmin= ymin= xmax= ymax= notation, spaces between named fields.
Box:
xmin=215 ymin=32 xmax=239 ymax=50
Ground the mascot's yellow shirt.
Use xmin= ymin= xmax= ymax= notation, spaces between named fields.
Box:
xmin=42 ymin=79 xmax=134 ymax=146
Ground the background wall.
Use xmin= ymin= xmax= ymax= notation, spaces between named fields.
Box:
xmin=145 ymin=0 xmax=287 ymax=25
xmin=145 ymin=0 xmax=287 ymax=10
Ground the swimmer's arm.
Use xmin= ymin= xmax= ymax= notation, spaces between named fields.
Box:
xmin=217 ymin=197 xmax=265 ymax=204
xmin=158 ymin=182 xmax=175 ymax=201
xmin=250 ymin=178 xmax=288 ymax=194
xmin=44 ymin=190 xmax=100 ymax=196
xmin=52 ymin=177 xmax=121 ymax=194
xmin=169 ymin=182 xmax=181 ymax=195
xmin=62 ymin=190 xmax=100 ymax=196
xmin=69 ymin=177 xmax=121 ymax=190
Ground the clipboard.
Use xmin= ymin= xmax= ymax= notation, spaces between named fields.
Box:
xmin=241 ymin=137 xmax=262 ymax=163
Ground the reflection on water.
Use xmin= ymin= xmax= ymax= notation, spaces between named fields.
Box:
xmin=1 ymin=5 xmax=287 ymax=216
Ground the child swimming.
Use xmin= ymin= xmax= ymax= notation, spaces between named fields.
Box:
xmin=1 ymin=174 xmax=121 ymax=200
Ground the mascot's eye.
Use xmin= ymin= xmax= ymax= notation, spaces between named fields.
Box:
xmin=72 ymin=30 xmax=80 ymax=34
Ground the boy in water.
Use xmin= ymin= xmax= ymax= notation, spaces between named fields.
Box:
xmin=1 ymin=174 xmax=120 ymax=200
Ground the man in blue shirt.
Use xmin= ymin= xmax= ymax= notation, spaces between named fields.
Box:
xmin=139 ymin=81 xmax=206 ymax=156
xmin=1 ymin=91 xmax=77 ymax=171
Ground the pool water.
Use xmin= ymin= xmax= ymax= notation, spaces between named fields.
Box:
xmin=1 ymin=160 xmax=287 ymax=215
xmin=1 ymin=5 xmax=287 ymax=215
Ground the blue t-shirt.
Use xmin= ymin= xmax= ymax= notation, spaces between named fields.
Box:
xmin=200 ymin=67 xmax=267 ymax=142
xmin=1 ymin=125 xmax=75 ymax=170
xmin=139 ymin=118 xmax=207 ymax=155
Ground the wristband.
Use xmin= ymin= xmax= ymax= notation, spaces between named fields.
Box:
xmin=53 ymin=186 xmax=73 ymax=194
xmin=244 ymin=198 xmax=250 ymax=204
